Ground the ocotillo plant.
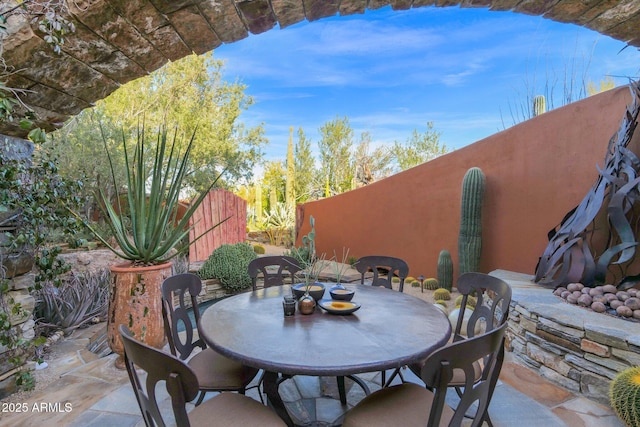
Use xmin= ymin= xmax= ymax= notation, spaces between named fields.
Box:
xmin=458 ymin=167 xmax=485 ymax=275
xmin=437 ymin=250 xmax=453 ymax=291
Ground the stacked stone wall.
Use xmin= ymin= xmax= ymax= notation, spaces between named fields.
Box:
xmin=499 ymin=270 xmax=640 ymax=406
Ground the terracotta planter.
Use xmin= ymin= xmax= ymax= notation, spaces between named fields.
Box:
xmin=107 ymin=261 xmax=172 ymax=368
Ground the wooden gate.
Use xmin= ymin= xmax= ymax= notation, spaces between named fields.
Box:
xmin=188 ymin=189 xmax=247 ymax=263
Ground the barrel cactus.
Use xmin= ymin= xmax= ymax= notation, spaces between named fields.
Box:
xmin=411 ymin=280 xmax=421 ymax=288
xmin=609 ymin=366 xmax=640 ymax=427
xmin=458 ymin=167 xmax=485 ymax=276
xmin=437 ymin=250 xmax=453 ymax=291
xmin=433 ymin=288 xmax=451 ymax=301
xmin=423 ymin=278 xmax=439 ymax=290
xmin=455 ymin=295 xmax=477 ymax=309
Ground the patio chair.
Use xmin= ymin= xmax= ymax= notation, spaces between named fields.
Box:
xmin=355 ymin=255 xmax=410 ymax=385
xmin=342 ymin=322 xmax=508 ymax=427
xmin=355 ymin=255 xmax=409 ymax=292
xmin=248 ymin=255 xmax=303 ymax=291
xmin=408 ymin=272 xmax=512 ymax=426
xmin=161 ymin=273 xmax=259 ymax=405
xmin=118 ymin=325 xmax=286 ymax=427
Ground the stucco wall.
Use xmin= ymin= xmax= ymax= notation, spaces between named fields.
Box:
xmin=298 ymin=86 xmax=639 ymax=281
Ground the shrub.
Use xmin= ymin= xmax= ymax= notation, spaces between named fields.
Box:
xmin=433 ymin=288 xmax=451 ymax=301
xmin=253 ymin=243 xmax=266 ymax=255
xmin=198 ymin=243 xmax=257 ymax=292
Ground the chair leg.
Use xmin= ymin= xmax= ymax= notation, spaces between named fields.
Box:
xmin=195 ymin=390 xmax=206 ymax=406
xmin=337 ymin=376 xmax=347 ymax=405
xmin=383 ymin=367 xmax=407 ymax=387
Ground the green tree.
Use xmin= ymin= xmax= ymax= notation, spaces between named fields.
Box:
xmin=294 ymin=127 xmax=316 ymax=202
xmin=392 ymin=122 xmax=448 ymax=171
xmin=318 ymin=116 xmax=354 ymax=196
xmin=262 ymin=161 xmax=286 ymax=213
xmin=47 ymin=108 xmax=124 ymax=220
xmin=54 ymin=52 xmax=266 ymax=194
xmin=285 ymin=127 xmax=295 ymax=211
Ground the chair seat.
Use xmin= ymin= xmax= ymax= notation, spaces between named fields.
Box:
xmin=189 ymin=392 xmax=286 ymax=426
xmin=342 ymin=383 xmax=454 ymax=427
xmin=409 ymin=359 xmax=483 ymax=387
xmin=189 ymin=348 xmax=259 ymax=390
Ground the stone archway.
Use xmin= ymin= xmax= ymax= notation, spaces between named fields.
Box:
xmin=1 ymin=0 xmax=640 ymax=138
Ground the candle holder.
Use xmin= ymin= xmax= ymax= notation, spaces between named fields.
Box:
xmin=283 ymin=296 xmax=296 ymax=316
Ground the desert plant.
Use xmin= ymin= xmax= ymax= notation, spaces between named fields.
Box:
xmin=458 ymin=167 xmax=485 ymax=276
xmin=406 ymin=276 xmax=416 ymax=283
xmin=198 ymin=243 xmax=257 ymax=292
xmin=423 ymin=278 xmax=439 ymax=290
xmin=533 ymin=95 xmax=546 ymax=116
xmin=411 ymin=280 xmax=421 ymax=288
xmin=391 ymin=276 xmax=400 ymax=284
xmin=34 ymin=269 xmax=110 ymax=335
xmin=332 ymin=248 xmax=351 ymax=283
xmin=348 ymin=256 xmax=357 ymax=266
xmin=80 ymin=122 xmax=226 ymax=264
xmin=433 ymin=288 xmax=451 ymax=301
xmin=455 ymin=295 xmax=477 ymax=309
xmin=437 ymin=250 xmax=453 ymax=291
xmin=609 ymin=365 xmax=640 ymax=427
xmin=253 ymin=243 xmax=266 ymax=254
xmin=284 ymin=215 xmax=316 ymax=266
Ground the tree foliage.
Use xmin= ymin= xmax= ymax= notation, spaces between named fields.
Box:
xmin=294 ymin=127 xmax=316 ymax=202
xmin=52 ymin=52 xmax=266 ymax=196
xmin=392 ymin=122 xmax=448 ymax=171
xmin=318 ymin=116 xmax=355 ymax=196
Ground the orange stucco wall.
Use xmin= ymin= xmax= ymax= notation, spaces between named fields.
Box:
xmin=297 ymin=86 xmax=639 ymax=281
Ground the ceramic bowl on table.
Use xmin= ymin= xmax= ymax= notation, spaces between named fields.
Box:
xmin=329 ymin=284 xmax=355 ymax=301
xmin=292 ymin=283 xmax=326 ymax=301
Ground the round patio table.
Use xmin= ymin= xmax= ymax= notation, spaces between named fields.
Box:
xmin=199 ymin=284 xmax=451 ymax=426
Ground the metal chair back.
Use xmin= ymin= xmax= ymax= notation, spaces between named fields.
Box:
xmin=355 ymin=255 xmax=409 ymax=292
xmin=454 ymin=272 xmax=512 ymax=341
xmin=421 ymin=322 xmax=508 ymax=427
xmin=119 ymin=324 xmax=199 ymax=427
xmin=161 ymin=273 xmax=205 ymax=360
xmin=247 ymin=255 xmax=302 ymax=291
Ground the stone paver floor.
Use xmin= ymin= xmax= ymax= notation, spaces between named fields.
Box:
xmin=0 ymin=321 xmax=623 ymax=427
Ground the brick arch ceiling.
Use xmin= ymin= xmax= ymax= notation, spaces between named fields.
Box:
xmin=2 ymin=0 xmax=640 ymax=138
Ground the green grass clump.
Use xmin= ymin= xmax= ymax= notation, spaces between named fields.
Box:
xmin=433 ymin=288 xmax=451 ymax=301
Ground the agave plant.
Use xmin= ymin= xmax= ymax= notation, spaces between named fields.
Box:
xmin=85 ymin=123 xmax=226 ymax=264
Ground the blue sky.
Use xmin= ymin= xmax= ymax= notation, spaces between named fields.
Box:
xmin=213 ymin=6 xmax=640 ymax=164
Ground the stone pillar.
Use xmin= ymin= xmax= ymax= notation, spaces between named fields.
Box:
xmin=0 ymin=134 xmax=37 ymax=398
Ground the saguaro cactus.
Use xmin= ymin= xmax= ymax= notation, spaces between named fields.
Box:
xmin=533 ymin=95 xmax=546 ymax=117
xmin=458 ymin=167 xmax=485 ymax=275
xmin=437 ymin=250 xmax=453 ymax=291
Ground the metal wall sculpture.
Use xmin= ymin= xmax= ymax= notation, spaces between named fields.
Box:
xmin=535 ymin=81 xmax=640 ymax=289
